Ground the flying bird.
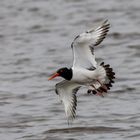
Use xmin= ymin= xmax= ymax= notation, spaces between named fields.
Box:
xmin=48 ymin=20 xmax=115 ymax=122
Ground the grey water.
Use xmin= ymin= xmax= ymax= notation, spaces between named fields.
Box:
xmin=0 ymin=0 xmax=140 ymax=140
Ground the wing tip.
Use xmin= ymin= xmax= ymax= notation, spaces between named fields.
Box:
xmin=103 ymin=19 xmax=109 ymax=24
xmin=65 ymin=93 xmax=78 ymax=123
xmin=55 ymin=81 xmax=80 ymax=122
xmin=94 ymin=19 xmax=110 ymax=46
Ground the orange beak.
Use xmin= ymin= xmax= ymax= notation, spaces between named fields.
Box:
xmin=48 ymin=72 xmax=59 ymax=80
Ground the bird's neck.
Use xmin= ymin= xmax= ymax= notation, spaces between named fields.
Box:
xmin=64 ymin=68 xmax=73 ymax=80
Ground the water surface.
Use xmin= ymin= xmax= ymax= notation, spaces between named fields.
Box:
xmin=0 ymin=0 xmax=140 ymax=140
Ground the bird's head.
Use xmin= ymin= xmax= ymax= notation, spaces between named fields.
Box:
xmin=48 ymin=67 xmax=72 ymax=81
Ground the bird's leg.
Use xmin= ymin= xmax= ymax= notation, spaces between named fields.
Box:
xmin=97 ymin=79 xmax=102 ymax=85
xmin=87 ymin=80 xmax=108 ymax=97
xmin=97 ymin=80 xmax=108 ymax=92
xmin=91 ymin=85 xmax=104 ymax=97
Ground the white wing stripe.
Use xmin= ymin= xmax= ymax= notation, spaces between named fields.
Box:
xmin=72 ymin=20 xmax=110 ymax=69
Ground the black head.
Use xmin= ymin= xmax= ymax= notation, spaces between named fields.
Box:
xmin=48 ymin=67 xmax=72 ymax=81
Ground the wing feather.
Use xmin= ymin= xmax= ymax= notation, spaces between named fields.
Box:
xmin=55 ymin=80 xmax=80 ymax=122
xmin=72 ymin=20 xmax=110 ymax=69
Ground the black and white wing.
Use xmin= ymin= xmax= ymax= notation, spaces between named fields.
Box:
xmin=71 ymin=20 xmax=110 ymax=69
xmin=55 ymin=80 xmax=81 ymax=122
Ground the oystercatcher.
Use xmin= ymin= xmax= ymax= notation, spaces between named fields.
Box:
xmin=48 ymin=20 xmax=115 ymax=122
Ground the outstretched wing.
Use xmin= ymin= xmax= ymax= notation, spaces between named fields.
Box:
xmin=55 ymin=80 xmax=81 ymax=122
xmin=71 ymin=20 xmax=110 ymax=69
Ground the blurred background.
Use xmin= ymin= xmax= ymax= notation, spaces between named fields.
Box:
xmin=0 ymin=0 xmax=140 ymax=140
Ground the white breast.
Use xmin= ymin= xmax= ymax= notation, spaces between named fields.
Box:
xmin=71 ymin=67 xmax=97 ymax=84
xmin=71 ymin=65 xmax=106 ymax=85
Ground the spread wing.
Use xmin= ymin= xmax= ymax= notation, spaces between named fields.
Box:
xmin=55 ymin=80 xmax=81 ymax=122
xmin=71 ymin=20 xmax=110 ymax=69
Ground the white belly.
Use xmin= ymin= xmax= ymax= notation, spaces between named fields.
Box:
xmin=71 ymin=67 xmax=97 ymax=84
xmin=71 ymin=66 xmax=106 ymax=85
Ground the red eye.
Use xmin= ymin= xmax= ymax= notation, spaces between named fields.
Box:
xmin=60 ymin=70 xmax=63 ymax=73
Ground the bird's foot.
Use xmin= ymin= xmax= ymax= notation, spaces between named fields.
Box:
xmin=87 ymin=88 xmax=104 ymax=97
xmin=87 ymin=80 xmax=108 ymax=97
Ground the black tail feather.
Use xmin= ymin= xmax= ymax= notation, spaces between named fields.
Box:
xmin=99 ymin=62 xmax=115 ymax=92
xmin=87 ymin=62 xmax=115 ymax=96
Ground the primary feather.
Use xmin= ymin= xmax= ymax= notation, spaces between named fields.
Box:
xmin=55 ymin=81 xmax=81 ymax=122
xmin=72 ymin=20 xmax=110 ymax=69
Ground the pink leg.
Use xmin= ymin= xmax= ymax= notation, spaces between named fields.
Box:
xmin=97 ymin=80 xmax=108 ymax=92
xmin=91 ymin=85 xmax=104 ymax=97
